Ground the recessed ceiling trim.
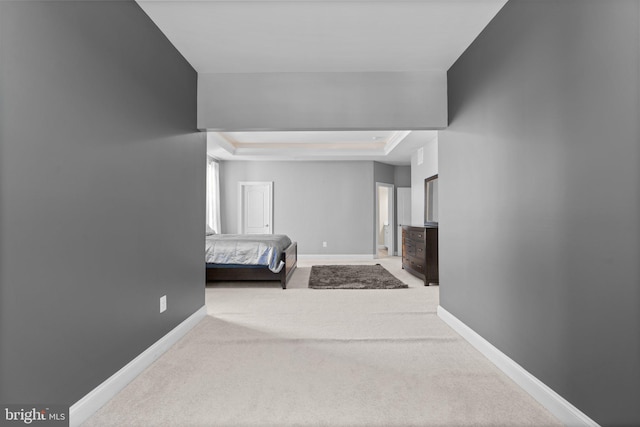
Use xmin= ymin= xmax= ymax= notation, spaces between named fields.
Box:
xmin=231 ymin=147 xmax=389 ymax=157
xmin=383 ymin=131 xmax=412 ymax=155
xmin=207 ymin=130 xmax=422 ymax=161
xmin=234 ymin=142 xmax=386 ymax=150
xmin=206 ymin=130 xmax=438 ymax=164
xmin=212 ymin=131 xmax=410 ymax=152
xmin=208 ymin=132 xmax=237 ymax=154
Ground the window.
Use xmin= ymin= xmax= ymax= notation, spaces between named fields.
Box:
xmin=206 ymin=157 xmax=221 ymax=233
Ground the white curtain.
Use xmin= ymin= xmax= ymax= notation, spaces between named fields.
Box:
xmin=206 ymin=157 xmax=221 ymax=233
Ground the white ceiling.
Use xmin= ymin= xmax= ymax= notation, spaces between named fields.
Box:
xmin=136 ymin=0 xmax=507 ymax=163
xmin=137 ymin=0 xmax=506 ymax=73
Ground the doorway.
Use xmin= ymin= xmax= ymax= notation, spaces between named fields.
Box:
xmin=238 ymin=181 xmax=273 ymax=234
xmin=375 ymin=182 xmax=395 ymax=259
xmin=396 ymin=187 xmax=411 ymax=257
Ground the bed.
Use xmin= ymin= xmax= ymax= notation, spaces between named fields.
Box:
xmin=205 ymin=234 xmax=297 ymax=289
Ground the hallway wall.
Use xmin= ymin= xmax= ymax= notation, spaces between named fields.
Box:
xmin=440 ymin=1 xmax=640 ymax=425
xmin=0 ymin=1 xmax=205 ymax=405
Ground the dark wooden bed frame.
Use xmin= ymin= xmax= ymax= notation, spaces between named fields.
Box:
xmin=205 ymin=241 xmax=297 ymax=289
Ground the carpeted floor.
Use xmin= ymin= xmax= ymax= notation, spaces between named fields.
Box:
xmin=83 ymin=257 xmax=561 ymax=427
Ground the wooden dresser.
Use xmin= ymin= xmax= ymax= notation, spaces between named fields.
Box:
xmin=402 ymin=225 xmax=438 ymax=286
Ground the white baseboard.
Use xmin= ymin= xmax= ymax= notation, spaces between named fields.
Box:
xmin=297 ymin=254 xmax=375 ymax=260
xmin=437 ymin=306 xmax=599 ymax=427
xmin=69 ymin=306 xmax=207 ymax=427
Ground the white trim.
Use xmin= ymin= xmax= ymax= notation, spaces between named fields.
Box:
xmin=383 ymin=130 xmax=412 ymax=155
xmin=437 ymin=306 xmax=600 ymax=427
xmin=297 ymin=254 xmax=375 ymax=260
xmin=207 ymin=132 xmax=237 ymax=154
xmin=205 ymin=130 xmax=430 ymax=162
xmin=69 ymin=306 xmax=207 ymax=427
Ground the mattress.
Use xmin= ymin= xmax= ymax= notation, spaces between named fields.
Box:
xmin=205 ymin=234 xmax=292 ymax=273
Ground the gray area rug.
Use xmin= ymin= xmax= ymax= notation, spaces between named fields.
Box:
xmin=308 ymin=264 xmax=408 ymax=289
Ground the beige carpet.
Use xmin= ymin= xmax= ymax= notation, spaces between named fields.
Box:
xmin=83 ymin=257 xmax=561 ymax=427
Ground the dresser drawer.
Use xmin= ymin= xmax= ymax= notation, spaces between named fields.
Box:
xmin=402 ymin=255 xmax=411 ymax=267
xmin=408 ymin=257 xmax=425 ymax=273
xmin=404 ymin=242 xmax=416 ymax=256
xmin=409 ymin=230 xmax=426 ymax=241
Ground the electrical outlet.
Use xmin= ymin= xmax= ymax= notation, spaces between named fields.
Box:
xmin=322 ymin=241 xmax=327 ymax=248
xmin=160 ymin=295 xmax=167 ymax=313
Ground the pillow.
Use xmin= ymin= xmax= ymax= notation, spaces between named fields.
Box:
xmin=206 ymin=225 xmax=216 ymax=236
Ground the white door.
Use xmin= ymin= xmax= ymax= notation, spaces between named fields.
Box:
xmin=239 ymin=182 xmax=273 ymax=234
xmin=397 ymin=187 xmax=411 ymax=257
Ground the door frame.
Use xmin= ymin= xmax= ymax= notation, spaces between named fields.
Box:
xmin=375 ymin=182 xmax=395 ymax=258
xmin=238 ymin=181 xmax=273 ymax=234
xmin=396 ymin=187 xmax=411 ymax=257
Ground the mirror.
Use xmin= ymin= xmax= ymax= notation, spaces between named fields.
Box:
xmin=424 ymin=174 xmax=438 ymax=225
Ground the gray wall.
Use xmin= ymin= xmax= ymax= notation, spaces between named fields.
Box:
xmin=373 ymin=162 xmax=395 ymax=185
xmin=220 ymin=161 xmax=374 ymax=255
xmin=411 ymin=138 xmax=438 ymax=226
xmin=440 ymin=1 xmax=640 ymax=425
xmin=198 ymin=71 xmax=447 ymax=130
xmin=0 ymin=1 xmax=205 ymax=405
xmin=394 ymin=166 xmax=411 ymax=189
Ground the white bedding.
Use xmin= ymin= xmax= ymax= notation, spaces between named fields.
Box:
xmin=205 ymin=234 xmax=292 ymax=273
